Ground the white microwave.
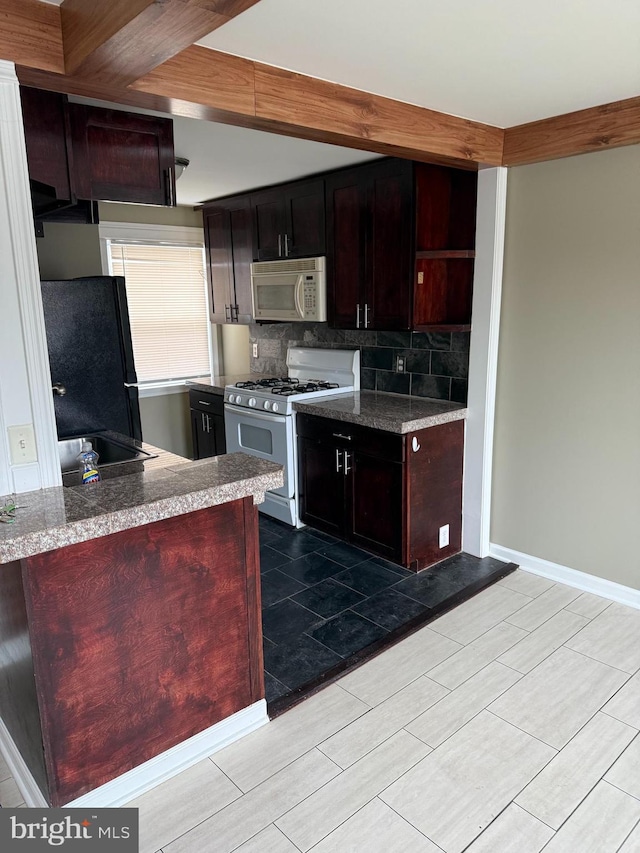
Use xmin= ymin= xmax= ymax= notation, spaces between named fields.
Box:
xmin=251 ymin=256 xmax=326 ymax=322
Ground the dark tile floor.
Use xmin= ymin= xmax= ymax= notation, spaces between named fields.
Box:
xmin=258 ymin=513 xmax=512 ymax=708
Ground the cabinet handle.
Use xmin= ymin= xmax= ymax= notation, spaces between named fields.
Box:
xmin=332 ymin=433 xmax=352 ymax=441
xmin=278 ymin=234 xmax=282 ymax=257
xmin=356 ymin=304 xmax=361 ymax=329
xmin=232 ymin=304 xmax=239 ymax=322
xmin=225 ymin=304 xmax=231 ymax=321
xmin=364 ymin=303 xmax=370 ymax=328
xmin=201 ymin=413 xmax=206 ymax=433
xmin=344 ymin=451 xmax=352 ymax=475
xmin=198 ymin=400 xmax=211 ymax=406
xmin=335 ymin=448 xmax=343 ymax=473
xmin=164 ymin=166 xmax=175 ymax=206
xmin=284 ymin=233 xmax=290 ymax=256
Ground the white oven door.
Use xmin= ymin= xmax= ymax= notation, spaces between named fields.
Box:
xmin=224 ymin=403 xmax=294 ymax=498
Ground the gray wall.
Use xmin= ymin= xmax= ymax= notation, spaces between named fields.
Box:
xmin=36 ymin=223 xmax=102 ymax=279
xmin=139 ymin=391 xmax=193 ymax=459
xmin=250 ymin=324 xmax=470 ymax=403
xmin=492 ymin=145 xmax=640 ymax=589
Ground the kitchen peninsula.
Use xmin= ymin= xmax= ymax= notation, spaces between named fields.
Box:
xmin=0 ymin=450 xmax=283 ymax=808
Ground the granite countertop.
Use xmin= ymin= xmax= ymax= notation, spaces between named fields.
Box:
xmin=186 ymin=374 xmax=268 ymax=395
xmin=0 ymin=449 xmax=283 ymax=564
xmin=293 ymin=391 xmax=467 ymax=434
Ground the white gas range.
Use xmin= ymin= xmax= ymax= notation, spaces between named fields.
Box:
xmin=224 ymin=347 xmax=360 ymax=527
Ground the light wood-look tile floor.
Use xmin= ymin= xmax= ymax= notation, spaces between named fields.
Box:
xmin=3 ymin=571 xmax=640 ymax=852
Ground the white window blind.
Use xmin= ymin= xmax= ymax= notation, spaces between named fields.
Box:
xmin=109 ymin=242 xmax=211 ymax=383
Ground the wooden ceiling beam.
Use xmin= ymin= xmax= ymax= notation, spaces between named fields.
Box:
xmin=0 ymin=0 xmax=64 ymax=74
xmin=128 ymin=46 xmax=504 ymax=168
xmin=59 ymin=0 xmax=263 ymax=85
xmin=503 ymin=95 xmax=640 ymax=165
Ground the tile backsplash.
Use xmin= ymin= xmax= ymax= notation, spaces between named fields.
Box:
xmin=248 ymin=324 xmax=470 ymax=404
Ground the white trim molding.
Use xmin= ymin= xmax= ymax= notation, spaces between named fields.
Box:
xmin=463 ymin=166 xmax=508 ymax=557
xmin=0 ymin=700 xmax=268 ymax=809
xmin=0 ymin=60 xmax=61 ymax=494
xmin=65 ymin=700 xmax=268 ymax=808
xmin=490 ymin=543 xmax=640 ymax=610
xmin=0 ymin=717 xmax=48 ymax=807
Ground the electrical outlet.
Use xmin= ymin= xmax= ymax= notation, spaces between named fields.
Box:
xmin=8 ymin=424 xmax=38 ymax=465
xmin=252 ymin=343 xmax=258 ymax=358
xmin=395 ymin=355 xmax=406 ymax=373
xmin=439 ymin=524 xmax=450 ymax=548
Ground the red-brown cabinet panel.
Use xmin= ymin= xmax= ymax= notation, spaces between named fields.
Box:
xmin=22 ymin=499 xmax=262 ymax=805
xmin=67 ymin=103 xmax=175 ymax=205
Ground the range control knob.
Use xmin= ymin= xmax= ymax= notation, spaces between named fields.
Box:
xmin=272 ymin=402 xmax=279 ymax=413
xmin=263 ymin=400 xmax=271 ymax=410
xmin=228 ymin=393 xmax=236 ymax=404
xmin=248 ymin=397 xmax=257 ymax=407
xmin=236 ymin=395 xmax=242 ymax=405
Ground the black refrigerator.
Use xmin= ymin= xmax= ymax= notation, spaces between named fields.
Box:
xmin=41 ymin=276 xmax=142 ymax=440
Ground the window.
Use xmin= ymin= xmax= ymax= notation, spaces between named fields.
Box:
xmin=104 ymin=232 xmax=212 ymax=387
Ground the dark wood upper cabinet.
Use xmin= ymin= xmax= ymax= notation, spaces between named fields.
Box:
xmin=203 ymin=195 xmax=253 ymax=324
xmin=413 ymin=163 xmax=477 ymax=328
xmin=20 ymin=87 xmax=176 ymax=213
xmin=326 ymin=157 xmax=477 ymax=331
xmin=67 ymin=103 xmax=175 ymax=206
xmin=325 ymin=169 xmax=367 ymax=328
xmin=20 ymin=87 xmax=73 ymax=210
xmin=368 ymin=159 xmax=414 ymax=331
xmin=252 ymin=178 xmax=325 ymax=260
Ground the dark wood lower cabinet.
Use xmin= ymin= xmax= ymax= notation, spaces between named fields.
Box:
xmin=189 ymin=389 xmax=226 ymax=459
xmin=2 ymin=499 xmax=263 ymax=806
xmin=298 ymin=435 xmax=346 ymax=537
xmin=298 ymin=414 xmax=463 ymax=570
xmin=350 ymin=451 xmax=404 ymax=561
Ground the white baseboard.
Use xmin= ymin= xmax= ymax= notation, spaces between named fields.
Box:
xmin=489 ymin=543 xmax=640 ymax=610
xmin=0 ymin=717 xmax=48 ymax=807
xmin=0 ymin=700 xmax=268 ymax=809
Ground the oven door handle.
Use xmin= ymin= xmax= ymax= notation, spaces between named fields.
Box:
xmin=294 ymin=274 xmax=305 ymax=319
xmin=224 ymin=402 xmax=288 ymax=425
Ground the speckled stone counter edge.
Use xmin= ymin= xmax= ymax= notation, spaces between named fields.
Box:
xmin=0 ymin=460 xmax=283 ymax=564
xmin=293 ymin=394 xmax=467 ymax=434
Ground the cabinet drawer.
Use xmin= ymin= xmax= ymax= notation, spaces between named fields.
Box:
xmin=296 ymin=413 xmax=404 ymax=462
xmin=189 ymin=389 xmax=224 ymax=415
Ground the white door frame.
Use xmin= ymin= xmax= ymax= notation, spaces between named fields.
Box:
xmin=462 ymin=166 xmax=508 ymax=557
xmin=0 ymin=61 xmax=60 ymax=495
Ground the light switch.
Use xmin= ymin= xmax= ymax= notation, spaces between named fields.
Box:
xmin=8 ymin=424 xmax=38 ymax=465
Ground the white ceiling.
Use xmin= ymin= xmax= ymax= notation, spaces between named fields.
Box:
xmin=198 ymin=0 xmax=640 ymax=127
xmin=40 ymin=0 xmax=640 ymax=203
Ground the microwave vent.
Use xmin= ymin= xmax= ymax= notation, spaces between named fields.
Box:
xmin=252 ymin=257 xmax=323 ymax=275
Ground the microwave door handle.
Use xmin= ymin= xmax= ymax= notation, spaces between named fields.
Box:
xmin=294 ymin=274 xmax=305 ymax=319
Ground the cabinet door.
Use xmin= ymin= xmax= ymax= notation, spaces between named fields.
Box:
xmin=298 ymin=436 xmax=346 ymax=536
xmin=350 ymin=451 xmax=405 ymax=562
xmin=285 ymin=179 xmax=325 ymax=258
xmin=367 ymin=159 xmax=414 ymax=330
xmin=20 ymin=87 xmax=73 ymax=206
xmin=67 ymin=104 xmax=175 ymax=205
xmin=191 ymin=409 xmax=220 ymax=459
xmin=227 ymin=197 xmax=254 ymax=323
xmin=203 ymin=207 xmax=234 ymax=324
xmin=325 ymin=168 xmax=367 ymax=328
xmin=251 ymin=188 xmax=286 ymax=260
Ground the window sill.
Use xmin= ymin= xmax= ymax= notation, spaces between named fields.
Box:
xmin=132 ymin=382 xmax=190 ymax=399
